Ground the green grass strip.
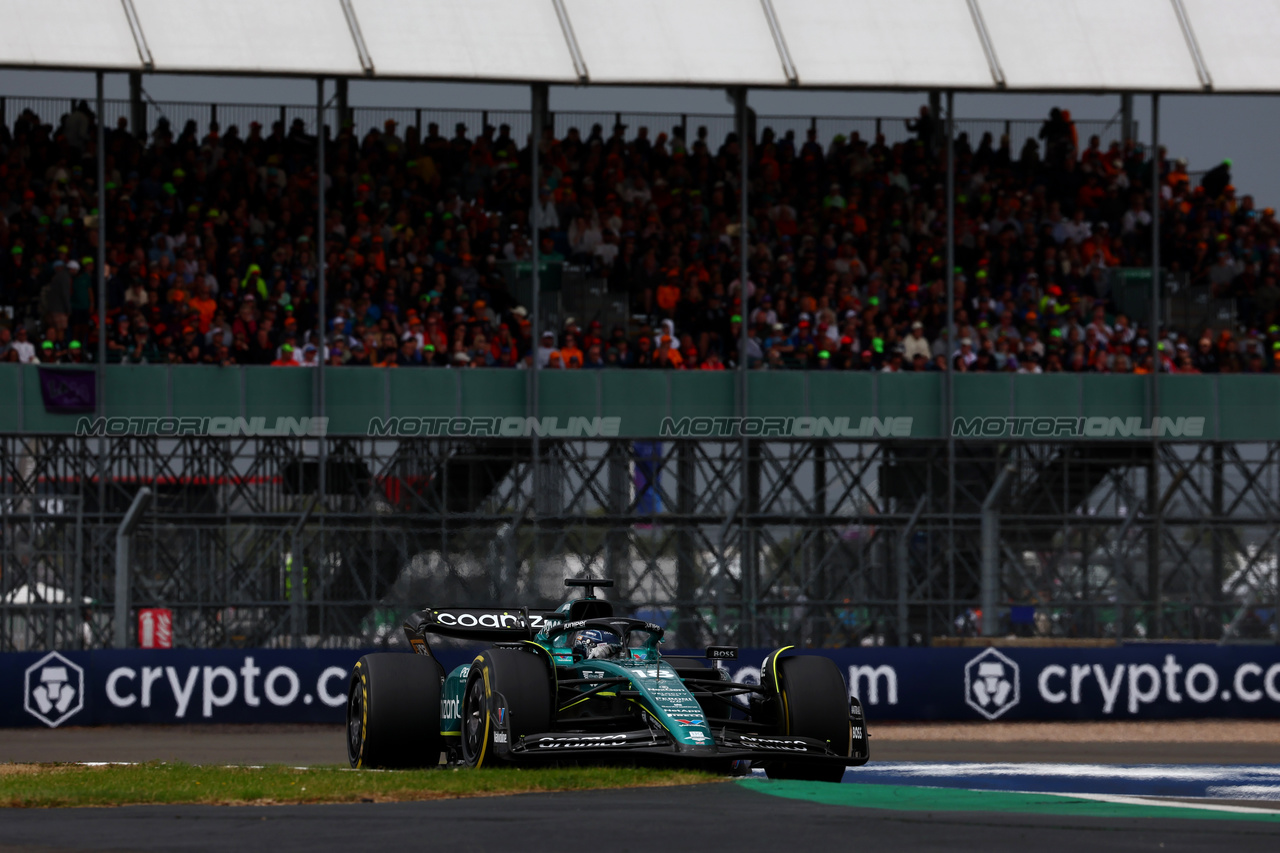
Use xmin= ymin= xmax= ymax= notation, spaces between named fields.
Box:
xmin=0 ymin=763 xmax=717 ymax=808
xmin=738 ymin=779 xmax=1280 ymax=824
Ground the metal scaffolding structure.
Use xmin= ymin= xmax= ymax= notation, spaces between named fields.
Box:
xmin=2 ymin=435 xmax=1277 ymax=652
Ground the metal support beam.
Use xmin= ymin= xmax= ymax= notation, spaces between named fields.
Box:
xmin=96 ymin=73 xmax=107 ymax=402
xmin=675 ymin=442 xmax=697 ymax=645
xmin=530 ymin=83 xmax=548 ymax=578
xmin=1150 ymin=93 xmax=1163 ymax=637
xmin=981 ymin=466 xmax=1016 ymax=636
xmin=897 ymin=494 xmax=927 ymax=646
xmin=945 ymin=91 xmax=956 ymax=629
xmin=1121 ymin=93 xmax=1134 ymax=144
xmin=316 ymin=80 xmax=328 ymax=511
xmin=1212 ymin=443 xmax=1225 ymax=631
xmin=113 ymin=487 xmax=152 ymax=648
xmin=731 ymin=86 xmax=755 ymax=645
xmin=95 ymin=73 xmax=108 ymax=527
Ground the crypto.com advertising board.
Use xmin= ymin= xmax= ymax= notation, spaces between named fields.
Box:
xmin=4 ymin=646 xmax=1280 ymax=728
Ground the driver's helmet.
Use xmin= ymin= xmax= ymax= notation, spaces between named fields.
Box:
xmin=572 ymin=628 xmax=622 ymax=660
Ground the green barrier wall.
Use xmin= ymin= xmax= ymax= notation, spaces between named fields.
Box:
xmin=4 ymin=364 xmax=1279 ymax=440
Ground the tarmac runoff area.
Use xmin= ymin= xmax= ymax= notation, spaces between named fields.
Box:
xmin=4 ymin=722 xmax=1280 ymax=853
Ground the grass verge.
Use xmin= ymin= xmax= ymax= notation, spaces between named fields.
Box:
xmin=0 ymin=763 xmax=717 ymax=808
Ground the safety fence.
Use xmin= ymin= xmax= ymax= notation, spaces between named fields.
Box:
xmin=2 ymin=435 xmax=1279 ymax=652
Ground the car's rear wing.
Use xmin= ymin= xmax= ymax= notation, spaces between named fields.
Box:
xmin=403 ymin=607 xmax=564 ymax=650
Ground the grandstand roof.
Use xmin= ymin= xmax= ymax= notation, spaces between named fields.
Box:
xmin=0 ymin=0 xmax=1274 ymax=92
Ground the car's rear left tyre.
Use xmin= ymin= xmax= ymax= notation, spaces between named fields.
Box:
xmin=763 ymin=654 xmax=850 ymax=784
xmin=347 ymin=653 xmax=442 ymax=769
xmin=461 ymin=649 xmax=552 ymax=767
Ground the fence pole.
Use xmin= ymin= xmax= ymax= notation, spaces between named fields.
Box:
xmin=113 ymin=488 xmax=152 ymax=648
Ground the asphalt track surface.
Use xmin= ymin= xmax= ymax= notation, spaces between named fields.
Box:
xmin=3 ymin=782 xmax=1280 ymax=853
xmin=5 ymin=728 xmax=1280 ymax=852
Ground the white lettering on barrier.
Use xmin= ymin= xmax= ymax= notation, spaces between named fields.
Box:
xmin=1236 ymin=663 xmax=1264 ymax=703
xmin=849 ymin=665 xmax=899 ymax=705
xmin=202 ymin=666 xmax=238 ymax=718
xmin=106 ymin=668 xmax=136 ymax=707
xmin=1038 ymin=664 xmax=1067 ymax=703
xmin=1265 ymin=664 xmax=1280 ymax=703
xmin=264 ymin=667 xmax=300 ymax=706
xmin=1070 ymin=664 xmax=1091 ymax=704
xmin=241 ymin=657 xmax=261 ymax=707
xmin=142 ymin=666 xmax=163 ymax=707
xmin=1092 ymin=664 xmax=1125 ymax=714
xmin=1162 ymin=655 xmax=1183 ymax=703
xmin=166 ymin=666 xmax=199 ymax=718
xmin=1185 ymin=663 xmax=1218 ymax=703
xmin=1127 ymin=664 xmax=1161 ymax=714
xmin=317 ymin=666 xmax=348 ymax=707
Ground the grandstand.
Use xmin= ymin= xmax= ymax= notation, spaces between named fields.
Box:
xmin=5 ymin=95 xmax=1231 ymax=374
xmin=1 ymin=0 xmax=1279 ymax=652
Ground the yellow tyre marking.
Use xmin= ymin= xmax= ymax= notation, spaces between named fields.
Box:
xmin=771 ymin=646 xmax=795 ymax=734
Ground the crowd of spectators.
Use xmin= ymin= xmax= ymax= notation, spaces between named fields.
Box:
xmin=2 ymin=99 xmax=1279 ymax=374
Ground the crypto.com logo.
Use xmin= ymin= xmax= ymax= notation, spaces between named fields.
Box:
xmin=964 ymin=648 xmax=1021 ymax=720
xmin=24 ymin=651 xmax=85 ymax=728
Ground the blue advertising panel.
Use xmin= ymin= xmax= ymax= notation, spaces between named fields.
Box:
xmin=4 ymin=645 xmax=1280 ymax=728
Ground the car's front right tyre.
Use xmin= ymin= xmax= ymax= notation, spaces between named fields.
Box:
xmin=461 ymin=649 xmax=552 ymax=767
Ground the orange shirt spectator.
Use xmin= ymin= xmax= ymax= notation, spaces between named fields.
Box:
xmin=655 ymin=336 xmax=683 ymax=369
xmin=560 ymin=333 xmax=584 ymax=369
xmin=189 ymin=288 xmax=217 ymax=334
xmin=656 ymin=272 xmax=681 ymax=314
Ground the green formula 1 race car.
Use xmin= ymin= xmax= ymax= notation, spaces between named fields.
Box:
xmin=346 ymin=578 xmax=868 ymax=781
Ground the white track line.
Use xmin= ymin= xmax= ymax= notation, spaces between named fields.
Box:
xmin=1031 ymin=790 xmax=1280 ymax=817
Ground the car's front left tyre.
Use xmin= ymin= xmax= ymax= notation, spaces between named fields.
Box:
xmin=347 ymin=653 xmax=443 ymax=769
xmin=761 ymin=653 xmax=850 ymax=784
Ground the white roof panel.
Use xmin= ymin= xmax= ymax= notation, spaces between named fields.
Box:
xmin=978 ymin=0 xmax=1203 ymax=91
xmin=1180 ymin=0 xmax=1280 ymax=92
xmin=563 ymin=0 xmax=787 ymax=86
xmin=0 ymin=0 xmax=142 ymax=70
xmin=131 ymin=0 xmax=364 ymax=76
xmin=772 ymin=0 xmax=994 ymax=89
xmin=353 ymin=0 xmax=578 ymax=82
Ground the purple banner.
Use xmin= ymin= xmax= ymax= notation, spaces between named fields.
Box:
xmin=37 ymin=368 xmax=95 ymax=413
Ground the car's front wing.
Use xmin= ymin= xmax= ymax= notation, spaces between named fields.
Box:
xmin=495 ymin=727 xmax=868 ymax=766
